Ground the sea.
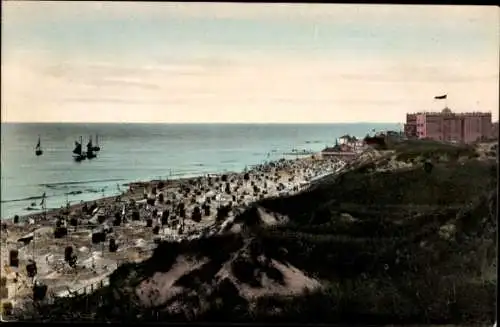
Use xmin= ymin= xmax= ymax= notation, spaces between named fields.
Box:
xmin=1 ymin=123 xmax=398 ymax=219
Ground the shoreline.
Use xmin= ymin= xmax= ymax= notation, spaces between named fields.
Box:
xmin=6 ymin=153 xmax=337 ymax=225
xmin=2 ymin=167 xmax=255 ymax=222
xmin=1 ymin=155 xmax=316 ymax=221
xmin=3 ymin=173 xmax=228 ymax=224
xmin=1 ymin=153 xmax=348 ymax=310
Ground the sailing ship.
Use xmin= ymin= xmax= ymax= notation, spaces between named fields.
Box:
xmin=86 ymin=136 xmax=97 ymax=159
xmin=73 ymin=136 xmax=86 ymax=161
xmin=35 ymin=136 xmax=43 ymax=156
xmin=92 ymin=134 xmax=101 ymax=152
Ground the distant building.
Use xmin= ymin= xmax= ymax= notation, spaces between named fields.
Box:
xmin=404 ymin=108 xmax=492 ymax=143
xmin=338 ymin=134 xmax=358 ymax=145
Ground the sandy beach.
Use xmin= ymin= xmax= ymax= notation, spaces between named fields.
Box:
xmin=1 ymin=154 xmax=346 ymax=313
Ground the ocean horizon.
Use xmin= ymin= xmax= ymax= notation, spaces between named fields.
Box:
xmin=1 ymin=122 xmax=399 ymax=218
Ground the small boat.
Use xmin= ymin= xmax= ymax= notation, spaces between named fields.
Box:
xmin=86 ymin=136 xmax=97 ymax=159
xmin=73 ymin=136 xmax=87 ymax=161
xmin=35 ymin=136 xmax=43 ymax=156
xmin=92 ymin=134 xmax=101 ymax=152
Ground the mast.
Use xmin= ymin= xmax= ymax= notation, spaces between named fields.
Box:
xmin=93 ymin=134 xmax=101 ymax=151
xmin=80 ymin=136 xmax=85 ymax=156
xmin=87 ymin=135 xmax=96 ymax=158
xmin=87 ymin=135 xmax=93 ymax=152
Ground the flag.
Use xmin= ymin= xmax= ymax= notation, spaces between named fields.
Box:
xmin=40 ymin=192 xmax=46 ymax=206
xmin=434 ymin=94 xmax=447 ymax=100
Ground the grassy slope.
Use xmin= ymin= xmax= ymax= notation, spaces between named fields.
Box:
xmin=251 ymin=141 xmax=497 ymax=324
xmin=22 ymin=141 xmax=498 ymax=324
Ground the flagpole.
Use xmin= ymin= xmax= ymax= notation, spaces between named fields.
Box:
xmin=434 ymin=94 xmax=448 ymax=110
xmin=32 ymin=225 xmax=36 ymax=260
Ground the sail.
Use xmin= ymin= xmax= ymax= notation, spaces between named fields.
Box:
xmin=36 ymin=137 xmax=41 ymax=150
xmin=87 ymin=143 xmax=93 ymax=153
xmin=86 ymin=136 xmax=96 ymax=158
xmin=73 ymin=142 xmax=82 ymax=155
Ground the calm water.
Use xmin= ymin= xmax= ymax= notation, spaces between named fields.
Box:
xmin=1 ymin=123 xmax=397 ymax=218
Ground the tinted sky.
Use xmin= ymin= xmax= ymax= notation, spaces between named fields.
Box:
xmin=2 ymin=2 xmax=498 ymax=123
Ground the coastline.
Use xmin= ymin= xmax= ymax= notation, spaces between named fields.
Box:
xmin=6 ymin=171 xmax=263 ymax=225
xmin=1 ymin=152 xmax=347 ymax=311
xmin=1 ymin=155 xmax=317 ymax=221
xmin=2 ymin=122 xmax=386 ymax=221
xmin=7 ymin=153 xmax=337 ymax=225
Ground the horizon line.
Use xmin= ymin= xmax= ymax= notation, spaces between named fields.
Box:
xmin=0 ymin=121 xmax=403 ymax=125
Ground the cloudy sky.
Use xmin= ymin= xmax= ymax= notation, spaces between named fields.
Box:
xmin=2 ymin=2 xmax=498 ymax=123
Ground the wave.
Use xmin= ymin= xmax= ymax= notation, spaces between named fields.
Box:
xmin=2 ymin=185 xmax=115 ymax=204
xmin=1 ymin=195 xmax=47 ymax=203
xmin=38 ymin=178 xmax=126 ymax=188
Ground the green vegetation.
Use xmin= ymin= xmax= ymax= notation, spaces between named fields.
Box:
xmin=250 ymin=143 xmax=496 ymax=324
xmin=20 ymin=141 xmax=497 ymax=324
xmin=390 ymin=140 xmax=479 ymax=162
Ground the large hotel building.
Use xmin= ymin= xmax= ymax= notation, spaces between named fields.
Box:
xmin=404 ymin=108 xmax=493 ymax=143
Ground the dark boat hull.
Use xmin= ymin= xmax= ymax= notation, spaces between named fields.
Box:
xmin=35 ymin=150 xmax=43 ymax=156
xmin=73 ymin=154 xmax=86 ymax=162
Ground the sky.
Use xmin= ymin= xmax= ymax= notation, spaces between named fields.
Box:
xmin=1 ymin=2 xmax=499 ymax=123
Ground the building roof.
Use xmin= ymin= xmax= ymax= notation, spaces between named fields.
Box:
xmin=339 ymin=134 xmax=358 ymax=142
xmin=407 ymin=110 xmax=491 ymax=117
